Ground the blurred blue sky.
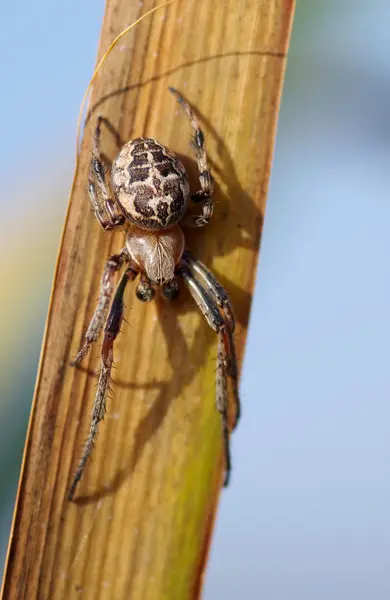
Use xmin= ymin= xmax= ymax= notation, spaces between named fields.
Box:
xmin=1 ymin=1 xmax=389 ymax=598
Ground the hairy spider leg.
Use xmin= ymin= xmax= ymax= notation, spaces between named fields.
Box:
xmin=178 ymin=262 xmax=239 ymax=486
xmin=71 ymin=249 xmax=130 ymax=366
xmin=182 ymin=251 xmax=240 ymax=426
xmin=168 ymin=87 xmax=214 ymax=227
xmin=69 ymin=264 xmax=139 ymax=500
xmin=88 ymin=116 xmax=125 ymax=230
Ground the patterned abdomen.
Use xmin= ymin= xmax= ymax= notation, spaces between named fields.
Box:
xmin=111 ymin=138 xmax=190 ymax=230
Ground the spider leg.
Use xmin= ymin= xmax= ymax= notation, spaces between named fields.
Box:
xmin=169 ymin=87 xmax=214 ymax=227
xmin=178 ymin=261 xmax=240 ymax=486
xmin=68 ymin=264 xmax=139 ymax=500
xmin=71 ymin=248 xmax=129 ymax=366
xmin=182 ymin=250 xmax=235 ymax=330
xmin=182 ymin=251 xmax=240 ymax=424
xmin=89 ymin=116 xmax=125 ymax=230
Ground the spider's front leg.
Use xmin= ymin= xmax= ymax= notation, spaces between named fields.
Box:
xmin=182 ymin=250 xmax=240 ymax=422
xmin=69 ymin=263 xmax=139 ymax=500
xmin=169 ymin=87 xmax=214 ymax=227
xmin=89 ymin=116 xmax=125 ymax=230
xmin=71 ymin=248 xmax=129 ymax=366
xmin=178 ymin=260 xmax=240 ymax=486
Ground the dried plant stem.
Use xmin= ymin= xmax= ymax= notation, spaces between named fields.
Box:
xmin=1 ymin=1 xmax=294 ymax=598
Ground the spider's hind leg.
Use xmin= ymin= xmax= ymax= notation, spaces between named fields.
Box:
xmin=169 ymin=87 xmax=214 ymax=227
xmin=89 ymin=116 xmax=125 ymax=231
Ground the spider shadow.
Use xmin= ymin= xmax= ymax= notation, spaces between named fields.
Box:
xmin=73 ymin=90 xmax=262 ymax=504
xmin=85 ymin=50 xmax=286 ymax=126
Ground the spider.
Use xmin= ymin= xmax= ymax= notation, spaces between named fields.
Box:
xmin=68 ymin=88 xmax=240 ymax=500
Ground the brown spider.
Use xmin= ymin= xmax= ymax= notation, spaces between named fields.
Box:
xmin=69 ymin=88 xmax=240 ymax=500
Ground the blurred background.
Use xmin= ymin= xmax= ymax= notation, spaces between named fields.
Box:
xmin=1 ymin=1 xmax=389 ymax=598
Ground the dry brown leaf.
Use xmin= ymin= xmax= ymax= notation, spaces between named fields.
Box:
xmin=1 ymin=1 xmax=294 ymax=598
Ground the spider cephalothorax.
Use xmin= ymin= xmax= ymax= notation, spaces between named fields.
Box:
xmin=69 ymin=88 xmax=240 ymax=500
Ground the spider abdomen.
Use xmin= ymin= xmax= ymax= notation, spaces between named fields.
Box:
xmin=111 ymin=137 xmax=190 ymax=230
